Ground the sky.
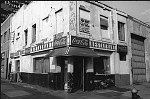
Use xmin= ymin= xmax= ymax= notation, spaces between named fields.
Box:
xmin=100 ymin=1 xmax=150 ymax=25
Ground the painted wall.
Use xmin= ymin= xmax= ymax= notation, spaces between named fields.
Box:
xmin=10 ymin=1 xmax=70 ymax=73
xmin=72 ymin=1 xmax=129 ymax=75
xmin=1 ymin=14 xmax=13 ymax=78
xmin=127 ymin=17 xmax=150 ymax=83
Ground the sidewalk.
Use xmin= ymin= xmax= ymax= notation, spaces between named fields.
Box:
xmin=2 ymin=78 xmax=150 ymax=99
xmin=120 ymin=82 xmax=150 ymax=99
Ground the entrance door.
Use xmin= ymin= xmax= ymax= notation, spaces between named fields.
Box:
xmin=73 ymin=56 xmax=85 ymax=91
xmin=131 ymin=34 xmax=146 ymax=83
xmin=15 ymin=60 xmax=20 ymax=72
xmin=64 ymin=58 xmax=68 ymax=90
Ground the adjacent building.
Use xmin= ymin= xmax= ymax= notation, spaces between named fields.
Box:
xmin=127 ymin=15 xmax=150 ymax=84
xmin=8 ymin=1 xmax=149 ymax=92
xmin=1 ymin=14 xmax=13 ymax=79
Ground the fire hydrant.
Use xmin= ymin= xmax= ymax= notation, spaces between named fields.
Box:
xmin=131 ymin=87 xmax=141 ymax=99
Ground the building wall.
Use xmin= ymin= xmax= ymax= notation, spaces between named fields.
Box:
xmin=1 ymin=14 xmax=13 ymax=79
xmin=10 ymin=1 xmax=70 ymax=73
xmin=127 ymin=16 xmax=150 ymax=83
xmin=69 ymin=1 xmax=129 ymax=76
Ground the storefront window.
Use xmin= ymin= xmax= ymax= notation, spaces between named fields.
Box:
xmin=94 ymin=56 xmax=110 ymax=74
xmin=33 ymin=57 xmax=50 ymax=73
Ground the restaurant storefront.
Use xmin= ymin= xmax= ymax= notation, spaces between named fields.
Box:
xmin=10 ymin=34 xmax=118 ymax=92
xmin=44 ymin=35 xmax=117 ymax=92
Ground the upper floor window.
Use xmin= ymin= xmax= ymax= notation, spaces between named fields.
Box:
xmin=32 ymin=24 xmax=36 ymax=43
xmin=4 ymin=32 xmax=7 ymax=43
xmin=24 ymin=29 xmax=28 ymax=46
xmin=79 ymin=8 xmax=90 ymax=33
xmin=100 ymin=15 xmax=109 ymax=39
xmin=1 ymin=35 xmax=3 ymax=43
xmin=56 ymin=9 xmax=63 ymax=34
xmin=118 ymin=21 xmax=125 ymax=41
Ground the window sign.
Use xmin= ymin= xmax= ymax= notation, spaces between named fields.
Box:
xmin=79 ymin=8 xmax=90 ymax=34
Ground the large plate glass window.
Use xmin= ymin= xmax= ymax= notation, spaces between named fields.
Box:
xmin=94 ymin=56 xmax=110 ymax=74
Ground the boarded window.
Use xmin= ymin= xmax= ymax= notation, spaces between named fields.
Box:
xmin=33 ymin=57 xmax=50 ymax=73
xmin=118 ymin=21 xmax=125 ymax=41
xmin=56 ymin=9 xmax=63 ymax=34
xmin=32 ymin=24 xmax=36 ymax=43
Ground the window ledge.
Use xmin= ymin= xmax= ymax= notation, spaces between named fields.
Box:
xmin=118 ymin=40 xmax=127 ymax=45
xmin=101 ymin=38 xmax=113 ymax=43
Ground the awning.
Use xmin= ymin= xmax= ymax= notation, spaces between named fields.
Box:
xmin=94 ymin=50 xmax=112 ymax=56
xmin=45 ymin=47 xmax=99 ymax=57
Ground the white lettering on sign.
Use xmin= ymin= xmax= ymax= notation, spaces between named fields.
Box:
xmin=72 ymin=38 xmax=89 ymax=46
xmin=90 ymin=41 xmax=116 ymax=51
xmin=53 ymin=36 xmax=67 ymax=48
xmin=71 ymin=36 xmax=89 ymax=47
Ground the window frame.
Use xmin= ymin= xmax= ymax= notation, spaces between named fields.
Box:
xmin=32 ymin=24 xmax=36 ymax=43
xmin=118 ymin=21 xmax=125 ymax=41
xmin=55 ymin=8 xmax=64 ymax=34
xmin=33 ymin=57 xmax=50 ymax=73
xmin=4 ymin=31 xmax=7 ymax=43
xmin=100 ymin=15 xmax=110 ymax=40
xmin=79 ymin=8 xmax=90 ymax=34
xmin=94 ymin=56 xmax=110 ymax=75
xmin=119 ymin=53 xmax=126 ymax=61
xmin=24 ymin=29 xmax=28 ymax=46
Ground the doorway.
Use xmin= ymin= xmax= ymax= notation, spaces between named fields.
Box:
xmin=73 ymin=56 xmax=86 ymax=91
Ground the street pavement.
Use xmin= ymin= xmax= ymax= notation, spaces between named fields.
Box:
xmin=1 ymin=78 xmax=150 ymax=99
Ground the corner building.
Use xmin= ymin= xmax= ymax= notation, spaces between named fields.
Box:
xmin=9 ymin=1 xmax=130 ymax=92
